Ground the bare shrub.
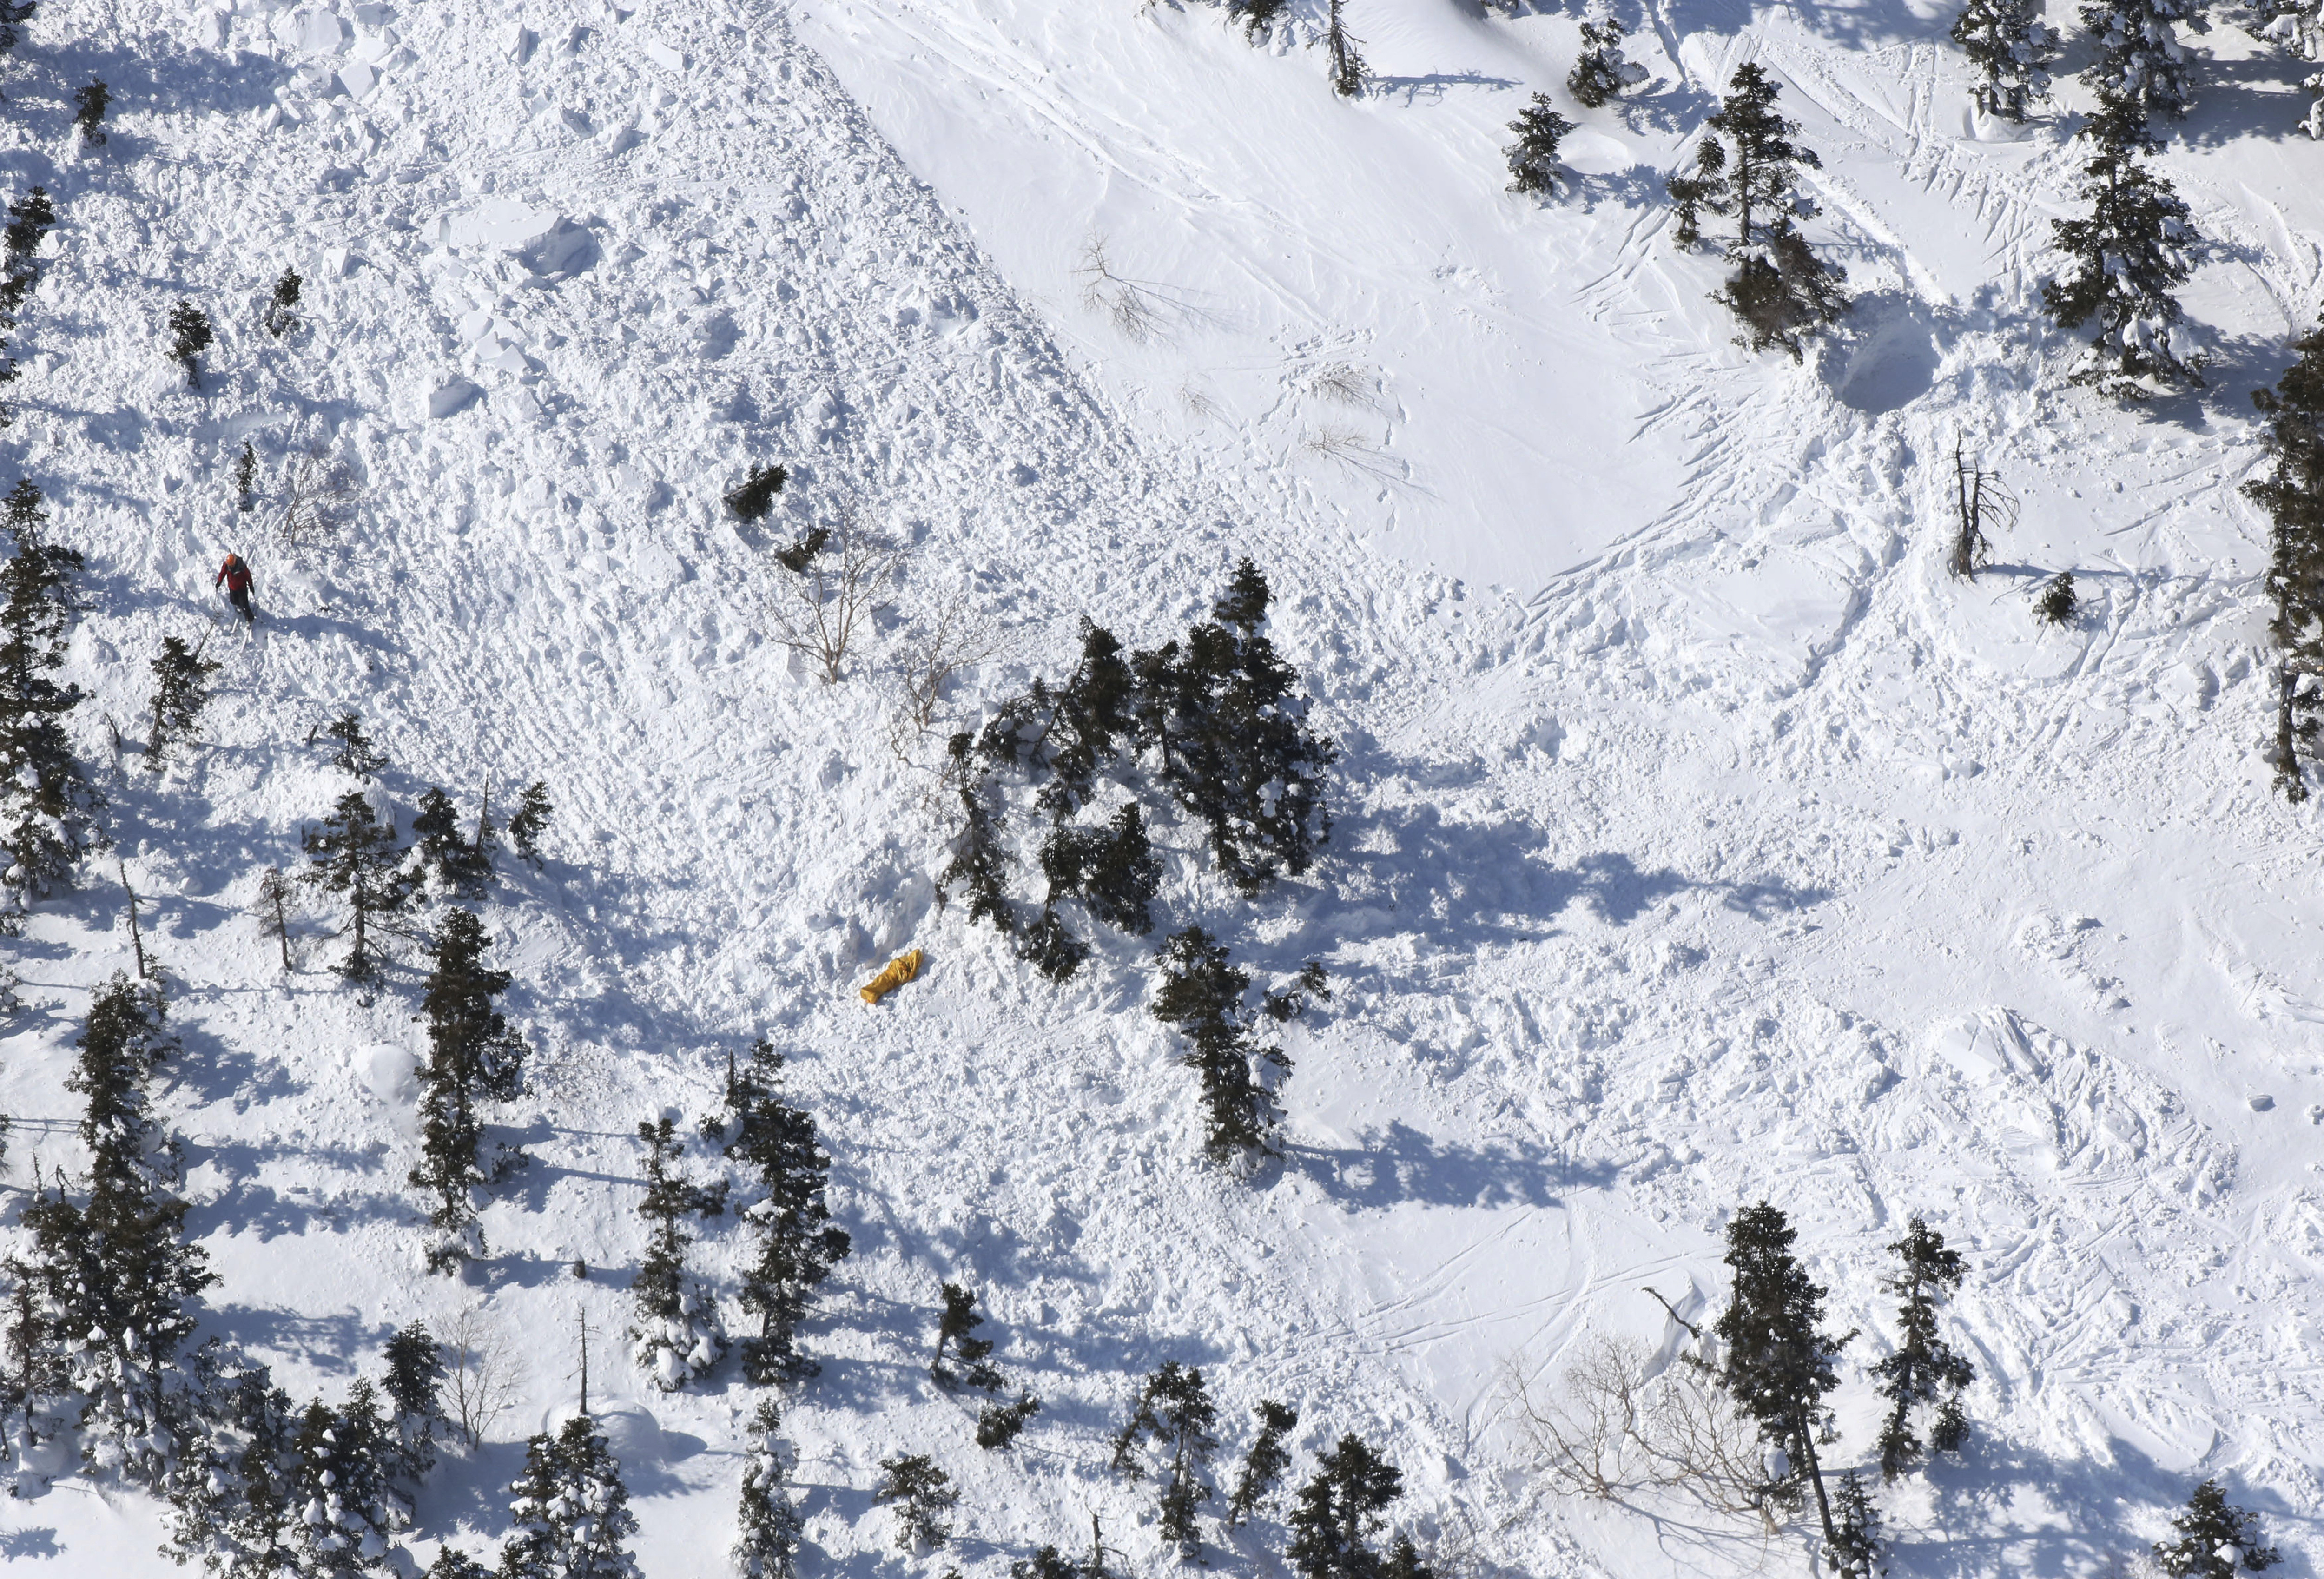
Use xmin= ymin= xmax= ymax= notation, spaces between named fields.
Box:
xmin=275 ymin=441 xmax=360 ymax=550
xmin=446 ymin=1302 xmax=523 ymax=1447
xmin=1510 ymin=1335 xmax=1768 ymax=1520
xmin=769 ymin=509 xmax=905 ymax=684
xmin=1305 ymin=361 xmax=1378 ymax=408
xmin=1074 ymin=236 xmax=1165 ymax=344
xmin=894 ymin=589 xmax=1004 ymax=738
xmin=1641 ymin=1354 xmax=1771 ymax=1523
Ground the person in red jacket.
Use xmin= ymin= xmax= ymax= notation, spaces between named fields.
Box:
xmin=215 ymin=552 xmax=254 ymax=625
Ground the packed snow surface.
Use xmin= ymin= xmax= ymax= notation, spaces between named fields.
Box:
xmin=1 ymin=0 xmax=2322 ymax=1574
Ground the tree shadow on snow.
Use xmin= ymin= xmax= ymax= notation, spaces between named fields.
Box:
xmin=0 ymin=1528 xmax=59 ymax=1560
xmin=1274 ymin=1121 xmax=1618 ymax=1210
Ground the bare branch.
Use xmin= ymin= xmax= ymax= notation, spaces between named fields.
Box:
xmin=767 ymin=509 xmax=905 ymax=684
xmin=275 ymin=441 xmax=360 ymax=551
xmin=446 ymin=1302 xmax=523 ymax=1448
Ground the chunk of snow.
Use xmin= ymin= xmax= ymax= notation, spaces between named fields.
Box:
xmin=506 ymin=22 xmax=535 ymax=62
xmin=338 ymin=60 xmax=376 ymax=99
xmin=444 ymin=199 xmax=593 ymax=277
xmin=426 ymin=379 xmax=479 ymax=418
xmin=277 ymin=7 xmax=347 ymax=54
xmin=643 ymin=39 xmax=685 ymax=73
xmin=2250 ymin=1093 xmax=2276 ymax=1112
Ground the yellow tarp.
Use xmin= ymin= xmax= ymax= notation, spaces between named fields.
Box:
xmin=859 ymin=948 xmax=924 ymax=1005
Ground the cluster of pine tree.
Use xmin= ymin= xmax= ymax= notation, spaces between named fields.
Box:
xmin=0 ymin=183 xmax=55 ymax=429
xmin=0 ymin=476 xmax=94 ymax=913
xmin=2245 ymin=317 xmax=2324 ymax=799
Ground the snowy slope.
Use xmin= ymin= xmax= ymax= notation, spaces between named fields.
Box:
xmin=0 ymin=0 xmax=2322 ymax=1575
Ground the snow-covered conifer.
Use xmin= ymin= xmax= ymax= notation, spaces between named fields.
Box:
xmin=168 ymin=300 xmax=214 ymax=388
xmin=0 ymin=476 xmax=93 ymax=902
xmin=930 ymin=1281 xmax=1003 ymax=1390
xmin=1825 ymin=1470 xmax=1883 ymax=1579
xmin=0 ymin=2 xmax=31 ymax=70
xmin=1953 ymin=0 xmax=2060 ymax=119
xmin=873 ymin=1453 xmax=957 ymax=1552
xmin=302 ymin=790 xmax=409 ymax=978
xmin=502 ymin=1414 xmax=642 ymax=1579
xmin=1505 ymin=95 xmax=1575 ymax=197
xmin=1226 ymin=1399 xmax=1299 ymax=1526
xmin=1109 ymin=1362 xmax=1219 ymax=1556
xmin=2152 ymin=1480 xmax=2281 ymax=1578
xmin=2247 ymin=317 xmax=2324 ymax=799
xmin=507 ymin=779 xmax=554 ymax=865
xmin=1011 ymin=1547 xmax=1077 ymax=1579
xmin=0 ymin=186 xmax=54 ymax=315
xmin=1713 ymin=1201 xmax=1851 ymax=1552
xmin=266 ymin=269 xmax=302 ymax=337
xmin=427 ymin=1549 xmax=491 ymax=1579
xmin=1023 ymin=802 xmax=1162 ymax=982
xmin=322 ymin=712 xmax=387 ymax=778
xmin=2035 ymin=571 xmax=2078 ymax=628
xmin=630 ymin=1116 xmax=727 ymax=1391
xmin=72 ymin=79 xmax=106 ymax=144
xmin=1326 ymin=0 xmax=1367 ymax=96
xmin=717 ymin=1040 xmax=850 ymax=1383
xmin=382 ymin=1321 xmax=446 ymax=1484
xmin=409 ymin=909 xmax=530 ymax=1272
xmin=2079 ymin=0 xmax=2205 ymax=122
xmin=733 ymin=1398 xmax=804 ymax=1579
xmin=1230 ymin=0 xmax=1288 ymax=36
xmin=1569 ymin=18 xmax=1648 ymax=107
xmin=2041 ymin=100 xmax=2201 ymax=398
xmin=1677 ymin=64 xmax=1849 ymax=359
xmin=162 ymin=1351 xmax=298 ymax=1572
xmin=235 ymin=440 xmax=259 ymax=511
xmin=724 ymin=463 xmax=788 ymax=522
xmin=977 ymin=1391 xmax=1041 ymax=1450
xmin=412 ymin=786 xmax=491 ymax=896
xmin=20 ymin=977 xmax=216 ymax=1490
xmin=1132 ymin=561 xmax=1336 ymax=893
xmin=1151 ymin=927 xmax=1292 ymax=1163
xmin=145 ymin=633 xmax=221 ymax=768
xmin=1870 ymin=1217 xmax=1973 ymax=1479
xmin=772 ymin=525 xmax=830 ymax=574
xmin=290 ymin=1380 xmax=401 ymax=1575
xmin=1286 ymin=1435 xmax=1403 ymax=1579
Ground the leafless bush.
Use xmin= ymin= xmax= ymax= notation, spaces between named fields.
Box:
xmin=1306 ymin=361 xmax=1379 ymax=407
xmin=1074 ymin=236 xmax=1166 ymax=344
xmin=446 ymin=1302 xmax=523 ymax=1447
xmin=769 ymin=510 xmax=905 ymax=684
xmin=1509 ymin=1336 xmax=1768 ymax=1521
xmin=895 ymin=589 xmax=1004 ymax=737
xmin=275 ymin=441 xmax=360 ymax=550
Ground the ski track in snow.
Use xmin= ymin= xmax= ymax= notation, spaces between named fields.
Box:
xmin=0 ymin=0 xmax=2319 ymax=1573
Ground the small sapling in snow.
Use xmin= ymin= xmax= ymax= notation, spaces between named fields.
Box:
xmin=724 ymin=462 xmax=787 ymax=522
xmin=874 ymin=1454 xmax=957 ymax=1552
xmin=264 ymin=269 xmax=301 ymax=337
xmin=734 ymin=1398 xmax=805 ymax=1579
xmin=72 ymin=79 xmax=106 ymax=144
xmin=2035 ymin=571 xmax=2078 ymax=628
xmin=412 ymin=786 xmax=493 ymax=896
xmin=1825 ymin=1470 xmax=1883 ymax=1579
xmin=167 ymin=300 xmax=214 ymax=388
xmin=253 ymin=865 xmax=295 ymax=971
xmin=977 ymin=1391 xmax=1042 ymax=1450
xmin=145 ymin=633 xmax=221 ymax=768
xmin=233 ymin=439 xmax=258 ymax=512
xmin=773 ymin=525 xmax=831 ymax=574
xmin=930 ymin=1281 xmax=1004 ymax=1390
xmin=322 ymin=711 xmax=388 ymax=779
xmin=1505 ymin=94 xmax=1576 ymax=196
xmin=507 ymin=779 xmax=553 ymax=864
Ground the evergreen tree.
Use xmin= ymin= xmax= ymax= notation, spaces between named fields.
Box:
xmin=1713 ymin=1202 xmax=1853 ymax=1552
xmin=2152 ymin=1480 xmax=2281 ymax=1578
xmin=629 ymin=1116 xmax=727 ymax=1391
xmin=2079 ymin=0 xmax=2205 ymax=122
xmin=1226 ymin=1399 xmax=1299 ymax=1525
xmin=501 ymin=1414 xmax=641 ymax=1579
xmin=1011 ymin=1548 xmax=1078 ymax=1579
xmin=412 ymin=786 xmax=492 ymax=895
xmin=2035 ymin=571 xmax=2079 ymax=628
xmin=1953 ymin=0 xmax=2060 ymax=119
xmin=733 ymin=1398 xmax=804 ymax=1579
xmin=724 ymin=464 xmax=788 ymax=523
xmin=1673 ymin=64 xmax=1849 ymax=359
xmin=409 ymin=910 xmax=529 ymax=1272
xmin=1286 ymin=1435 xmax=1403 ymax=1579
xmin=1870 ymin=1217 xmax=1973 ymax=1479
xmin=290 ymin=1380 xmax=401 ymax=1575
xmin=266 ymin=269 xmax=302 ymax=337
xmin=1825 ymin=1470 xmax=1884 ymax=1579
xmin=2041 ymin=101 xmax=2200 ymax=398
xmin=772 ymin=526 xmax=830 ymax=574
xmin=1381 ymin=1537 xmax=1435 ymax=1579
xmin=1023 ymin=802 xmax=1162 ymax=982
xmin=1109 ymin=1362 xmax=1220 ymax=1556
xmin=322 ymin=712 xmax=388 ymax=778
xmin=716 ymin=1038 xmax=850 ymax=1384
xmin=930 ymin=1281 xmax=1003 ymax=1390
xmin=975 ymin=617 xmax=1136 ymax=822
xmin=235 ymin=440 xmax=259 ymax=512
xmin=1131 ymin=561 xmax=1336 ymax=892
xmin=873 ymin=1453 xmax=957 ymax=1552
xmin=1232 ymin=0 xmax=1288 ymax=36
xmin=2246 ymin=317 xmax=2324 ymax=800
xmin=0 ymin=476 xmax=92 ymax=902
xmin=256 ymin=865 xmax=297 ymax=971
xmin=1505 ymin=95 xmax=1576 ymax=196
xmin=507 ymin=780 xmax=553 ymax=865
xmin=1326 ymin=0 xmax=1367 ymax=97
xmin=382 ymin=1321 xmax=446 ymax=1485
xmin=976 ymin=1390 xmax=1042 ymax=1450
xmin=72 ymin=79 xmax=106 ymax=143
xmin=145 ymin=633 xmax=221 ymax=768
xmin=302 ymin=790 xmax=409 ymax=978
xmin=168 ymin=300 xmax=214 ymax=388
xmin=20 ymin=977 xmax=216 ymax=1490
xmin=1568 ymin=18 xmax=1647 ymax=107
xmin=0 ymin=186 xmax=54 ymax=316
xmin=0 ymin=2 xmax=32 ymax=69
xmin=429 ymin=1550 xmax=492 ymax=1579
xmin=1151 ymin=927 xmax=1293 ymax=1163
xmin=162 ymin=1349 xmax=299 ymax=1572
